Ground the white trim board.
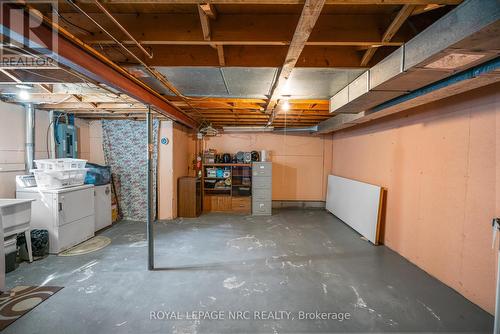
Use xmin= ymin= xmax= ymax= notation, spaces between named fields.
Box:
xmin=325 ymin=175 xmax=383 ymax=245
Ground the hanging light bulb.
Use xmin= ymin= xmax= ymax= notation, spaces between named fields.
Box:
xmin=282 ymin=100 xmax=290 ymax=111
xmin=18 ymin=89 xmax=30 ymax=101
xmin=15 ymin=84 xmax=33 ymax=90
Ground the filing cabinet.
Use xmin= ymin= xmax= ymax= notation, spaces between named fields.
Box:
xmin=252 ymin=162 xmax=272 ymax=216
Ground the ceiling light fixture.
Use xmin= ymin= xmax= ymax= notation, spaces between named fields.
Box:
xmin=15 ymin=84 xmax=33 ymax=90
xmin=282 ymin=100 xmax=290 ymax=111
xmin=18 ymin=89 xmax=30 ymax=101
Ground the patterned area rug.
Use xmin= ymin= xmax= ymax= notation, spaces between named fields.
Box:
xmin=0 ymin=286 xmax=63 ymax=331
xmin=59 ymin=236 xmax=111 ymax=256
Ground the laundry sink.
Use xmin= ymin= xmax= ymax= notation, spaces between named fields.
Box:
xmin=0 ymin=199 xmax=35 ymax=237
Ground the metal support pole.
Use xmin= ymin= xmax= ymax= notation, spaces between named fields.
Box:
xmin=25 ymin=103 xmax=35 ymax=172
xmin=147 ymin=106 xmax=154 ymax=270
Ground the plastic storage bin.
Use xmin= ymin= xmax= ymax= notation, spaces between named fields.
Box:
xmin=32 ymin=168 xmax=88 ymax=190
xmin=34 ymin=158 xmax=87 ymax=171
xmin=84 ymin=163 xmax=111 ymax=185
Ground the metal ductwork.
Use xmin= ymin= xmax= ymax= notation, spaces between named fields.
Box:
xmin=321 ymin=0 xmax=500 ymax=133
xmin=25 ymin=103 xmax=35 ymax=172
xmin=319 ymin=58 xmax=500 ymax=133
xmin=222 ymin=126 xmax=318 ymax=134
xmin=272 ymin=126 xmax=318 ymax=134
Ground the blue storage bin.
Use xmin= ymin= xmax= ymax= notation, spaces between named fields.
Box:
xmin=84 ymin=163 xmax=111 ymax=185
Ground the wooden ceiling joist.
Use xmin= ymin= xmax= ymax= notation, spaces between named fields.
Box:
xmin=198 ymin=4 xmax=212 ymax=41
xmin=92 ymin=40 xmax=404 ymax=47
xmin=68 ymin=13 xmax=409 ymax=47
xmin=1 ymin=1 xmax=459 ymax=128
xmin=216 ymin=45 xmax=226 ymax=66
xmin=199 ymin=3 xmax=217 ymax=20
xmin=265 ymin=0 xmax=326 ymax=124
xmin=76 ymin=0 xmax=461 ymax=4
xmin=0 ymin=69 xmax=22 ymax=83
xmin=38 ymin=84 xmax=53 ymax=93
xmin=360 ymin=4 xmax=416 ymax=66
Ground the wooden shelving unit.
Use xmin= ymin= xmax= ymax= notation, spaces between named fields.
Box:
xmin=202 ymin=163 xmax=252 ymax=213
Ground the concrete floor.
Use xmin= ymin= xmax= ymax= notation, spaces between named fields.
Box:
xmin=5 ymin=208 xmax=493 ymax=333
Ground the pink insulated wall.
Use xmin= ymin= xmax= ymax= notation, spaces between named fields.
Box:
xmin=330 ymin=83 xmax=499 ymax=313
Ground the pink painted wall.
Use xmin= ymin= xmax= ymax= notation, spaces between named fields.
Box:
xmin=330 ymin=83 xmax=499 ymax=313
xmin=204 ymin=132 xmax=332 ymax=201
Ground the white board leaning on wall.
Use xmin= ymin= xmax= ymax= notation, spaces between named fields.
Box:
xmin=325 ymin=175 xmax=384 ymax=245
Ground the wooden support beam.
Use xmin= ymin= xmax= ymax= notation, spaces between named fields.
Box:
xmin=383 ymin=5 xmax=417 ymax=41
xmin=36 ymin=102 xmax=147 ymax=109
xmin=91 ymin=40 xmax=403 ymax=47
xmin=73 ymin=94 xmax=83 ymax=102
xmin=411 ymin=3 xmax=445 ymax=15
xmin=266 ymin=0 xmax=326 ymax=124
xmin=65 ymin=13 xmax=409 ymax=48
xmin=0 ymin=4 xmax=196 ymax=127
xmin=77 ymin=1 xmax=462 ymax=5
xmin=38 ymin=84 xmax=53 ymax=93
xmin=361 ymin=4 xmax=416 ymax=66
xmin=198 ymin=4 xmax=212 ymax=41
xmin=54 ymin=11 xmax=417 ymax=67
xmin=199 ymin=3 xmax=217 ymax=20
xmin=0 ymin=69 xmax=21 ymax=83
xmin=216 ymin=45 xmax=225 ymax=66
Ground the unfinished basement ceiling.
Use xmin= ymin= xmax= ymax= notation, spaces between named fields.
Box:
xmin=0 ymin=1 xmax=464 ymax=128
xmin=143 ymin=67 xmax=365 ymax=99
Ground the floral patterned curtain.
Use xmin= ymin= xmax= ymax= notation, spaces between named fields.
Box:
xmin=102 ymin=119 xmax=159 ymax=221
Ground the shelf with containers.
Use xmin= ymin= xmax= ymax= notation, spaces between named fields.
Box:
xmin=202 ymin=163 xmax=252 ymax=213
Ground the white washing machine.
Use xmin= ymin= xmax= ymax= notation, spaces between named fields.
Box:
xmin=94 ymin=184 xmax=112 ymax=232
xmin=16 ymin=184 xmax=95 ymax=254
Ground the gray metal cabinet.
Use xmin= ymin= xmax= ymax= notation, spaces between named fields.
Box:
xmin=252 ymin=162 xmax=272 ymax=216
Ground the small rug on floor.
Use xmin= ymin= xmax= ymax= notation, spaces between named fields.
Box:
xmin=0 ymin=285 xmax=63 ymax=331
xmin=59 ymin=236 xmax=111 ymax=256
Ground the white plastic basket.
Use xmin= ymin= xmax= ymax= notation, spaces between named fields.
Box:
xmin=31 ymin=168 xmax=88 ymax=190
xmin=34 ymin=158 xmax=87 ymax=171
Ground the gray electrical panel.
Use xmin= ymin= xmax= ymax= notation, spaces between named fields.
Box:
xmin=252 ymin=162 xmax=272 ymax=216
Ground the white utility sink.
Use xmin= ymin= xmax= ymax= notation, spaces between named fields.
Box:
xmin=0 ymin=199 xmax=34 ymax=237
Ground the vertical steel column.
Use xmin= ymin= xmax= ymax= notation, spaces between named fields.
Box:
xmin=25 ymin=103 xmax=35 ymax=172
xmin=147 ymin=106 xmax=154 ymax=270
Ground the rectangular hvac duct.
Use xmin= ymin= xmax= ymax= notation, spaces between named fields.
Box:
xmin=329 ymin=0 xmax=500 ymax=115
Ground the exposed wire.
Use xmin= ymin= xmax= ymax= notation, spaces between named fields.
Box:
xmin=54 ymin=9 xmax=95 ymax=36
xmin=21 ymin=68 xmax=64 ymax=82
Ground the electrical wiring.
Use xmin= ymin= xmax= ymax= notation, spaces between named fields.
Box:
xmin=20 ymin=68 xmax=63 ymax=82
xmin=54 ymin=8 xmax=94 ymax=36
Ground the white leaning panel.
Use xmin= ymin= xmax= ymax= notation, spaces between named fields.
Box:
xmin=326 ymin=175 xmax=382 ymax=244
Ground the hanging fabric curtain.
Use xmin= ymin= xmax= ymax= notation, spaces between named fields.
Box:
xmin=102 ymin=119 xmax=159 ymax=221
